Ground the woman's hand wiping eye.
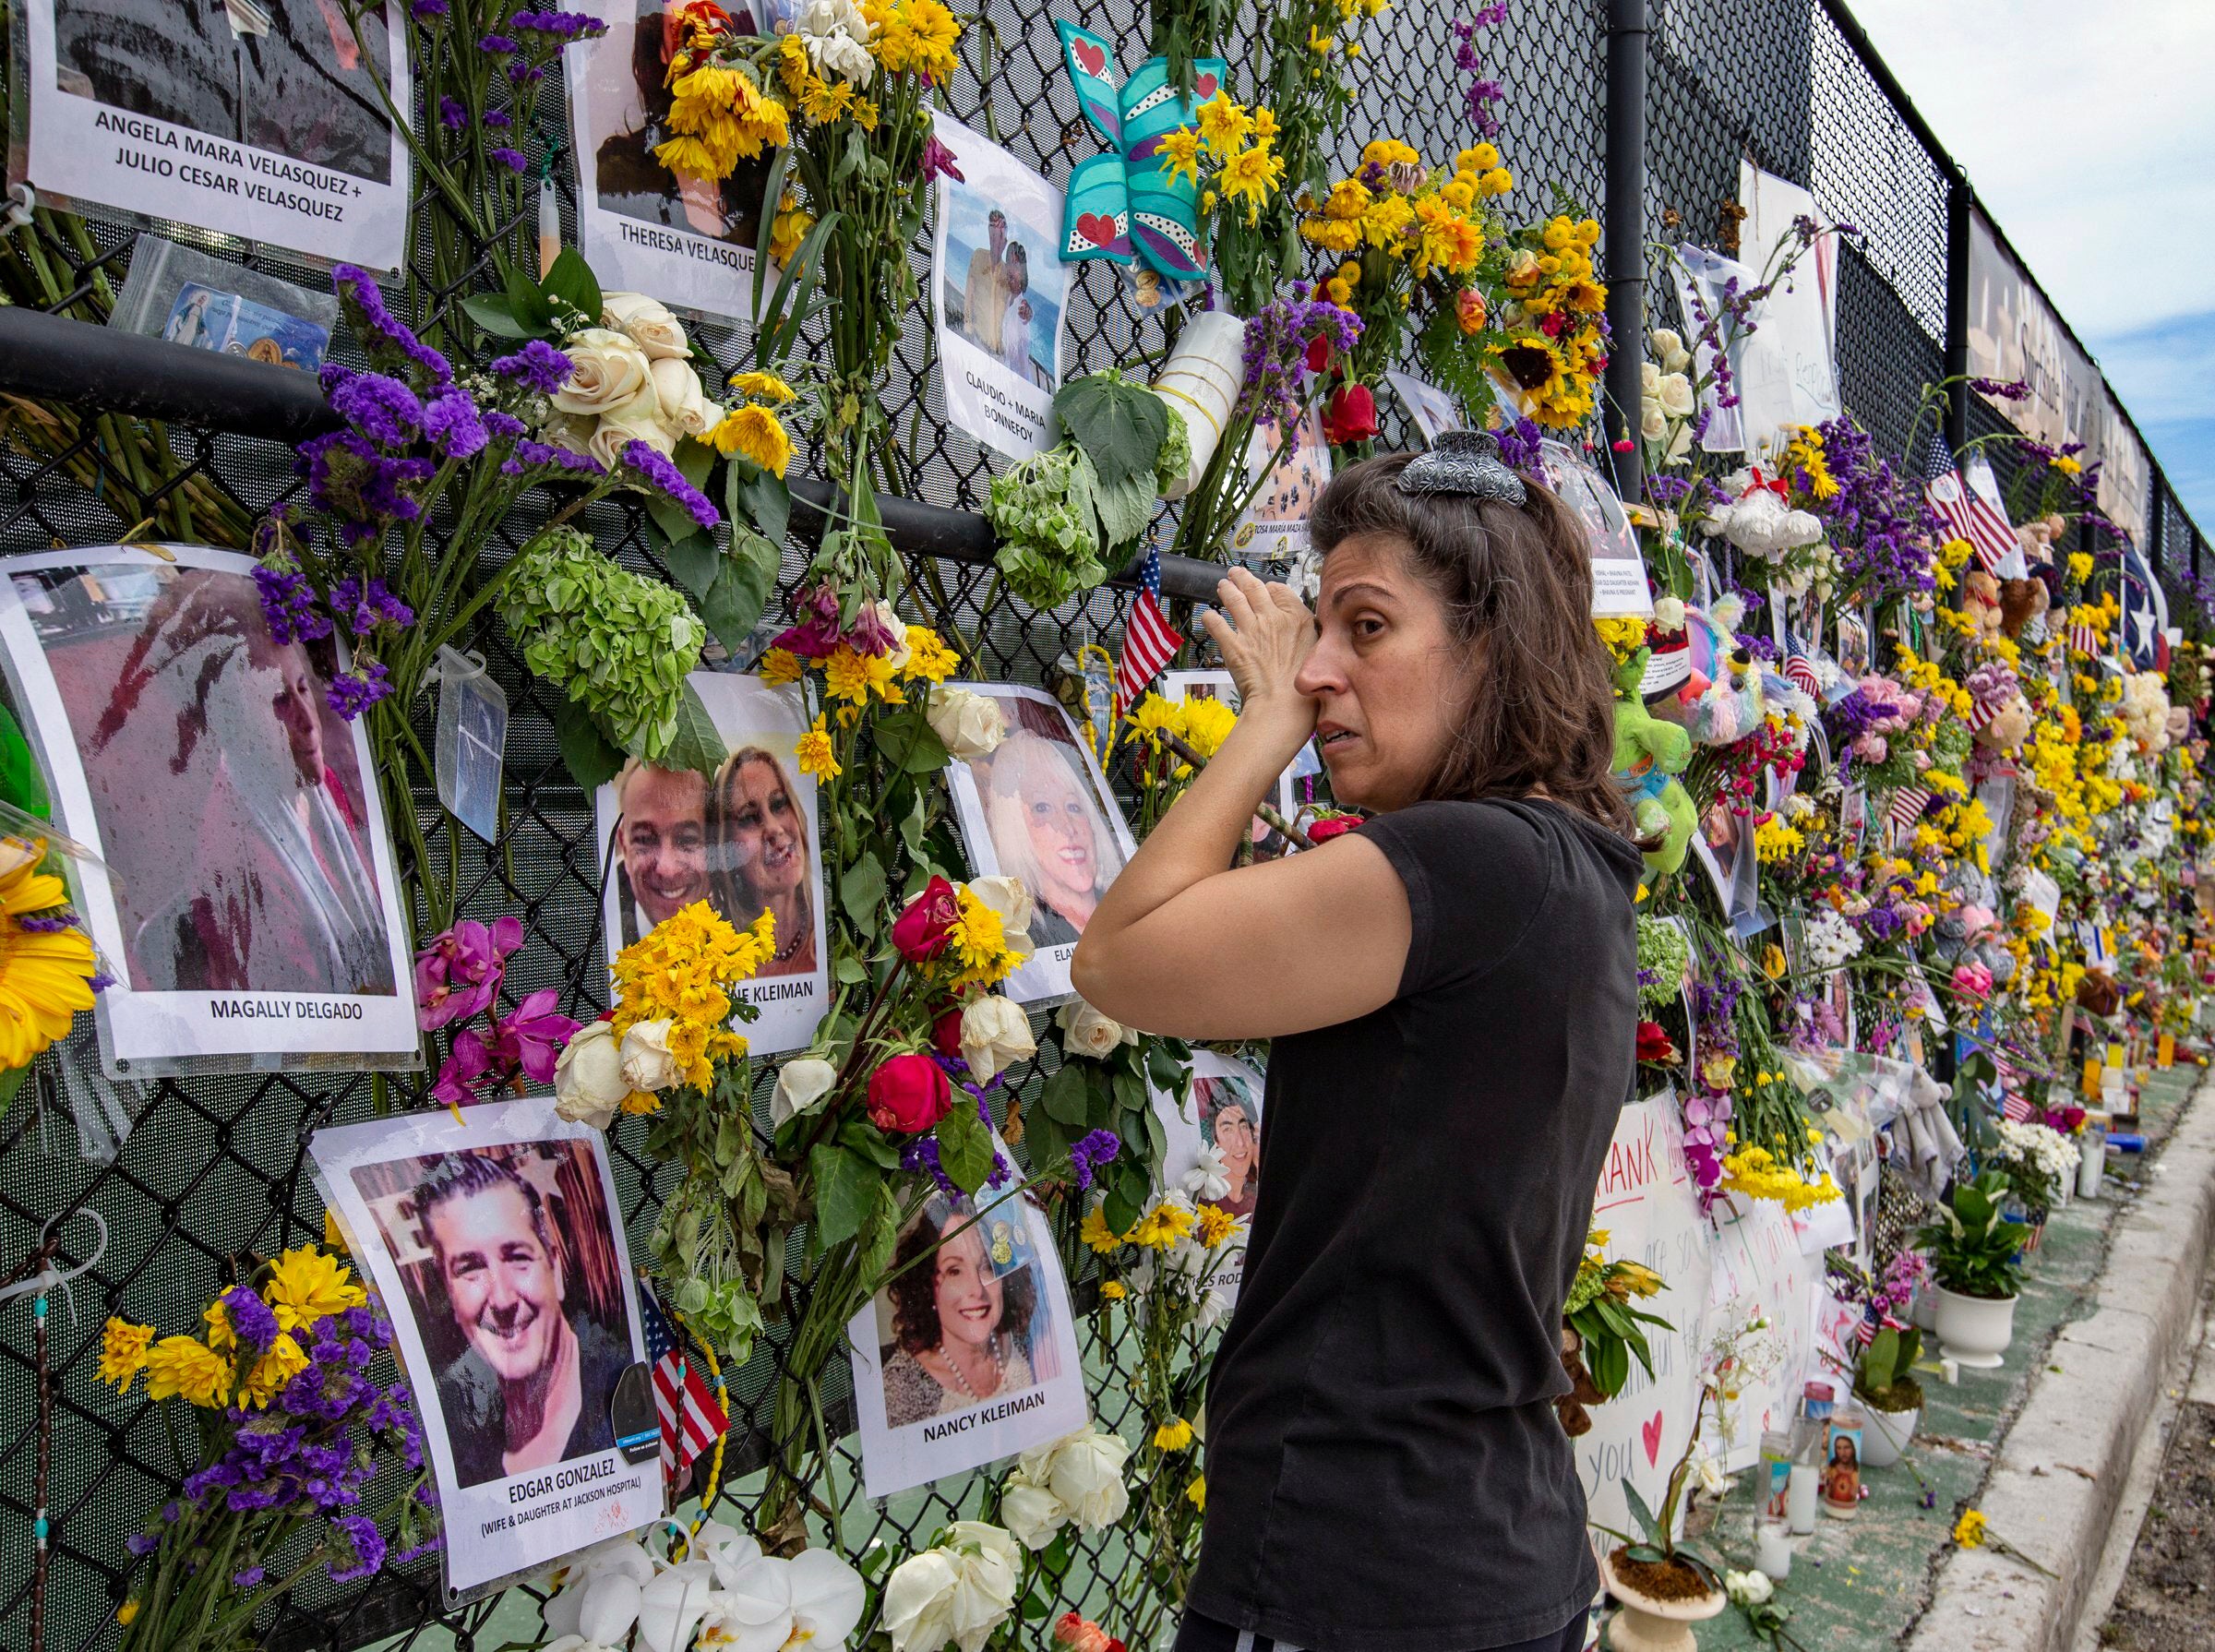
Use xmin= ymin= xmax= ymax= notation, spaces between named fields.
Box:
xmin=1200 ymin=568 xmax=1318 ymax=737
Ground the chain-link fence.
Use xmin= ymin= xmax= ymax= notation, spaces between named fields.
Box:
xmin=0 ymin=2 xmax=2203 ymax=1649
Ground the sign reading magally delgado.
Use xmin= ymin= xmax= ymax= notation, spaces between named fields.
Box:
xmin=18 ymin=0 xmax=413 ymax=271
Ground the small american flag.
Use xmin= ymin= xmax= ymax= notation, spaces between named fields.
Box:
xmin=640 ymin=1276 xmax=726 ymax=1491
xmin=2067 ymin=613 xmax=2101 ymax=658
xmin=1890 ymin=783 xmax=1934 ymax=832
xmin=2002 ymin=1091 xmax=2037 ymax=1122
xmin=1923 ymin=438 xmax=2017 ymax=573
xmin=1783 ymin=630 xmax=1824 ymax=699
xmin=1113 ymin=543 xmax=1182 ymax=714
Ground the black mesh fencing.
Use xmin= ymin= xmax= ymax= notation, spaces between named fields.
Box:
xmin=0 ymin=2 xmax=2204 ymax=1649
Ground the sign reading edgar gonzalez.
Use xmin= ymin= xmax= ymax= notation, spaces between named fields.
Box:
xmin=311 ymin=1097 xmax=663 ymax=1600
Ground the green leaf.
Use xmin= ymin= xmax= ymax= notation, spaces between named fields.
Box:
xmin=1102 ymin=1183 xmax=1143 ymax=1237
xmin=873 ymin=707 xmax=951 ymax=775
xmin=858 ymin=1180 xmax=901 ymax=1285
xmin=709 ymin=528 xmax=782 ymax=645
xmin=502 ymin=259 xmax=557 ymax=333
xmin=0 ymin=1064 xmax=28 ymax=1120
xmin=1053 ymin=373 xmax=1168 ymax=491
xmin=808 ymin=1143 xmax=878 ymax=1250
xmin=0 ymin=703 xmax=49 ymax=819
xmin=656 ymin=526 xmax=724 ymax=600
xmin=734 ymin=465 xmax=792 ymax=545
xmin=658 ymin=681 xmax=728 ymax=777
xmin=1588 ymin=1335 xmax=1628 ymax=1398
xmin=1622 ymin=1480 xmax=1665 ymax=1549
xmin=552 ymin=693 xmax=626 ymax=790
xmin=833 ymin=954 xmax=868 ymax=985
xmin=1041 ymin=1062 xmax=1089 ymax=1127
xmin=542 ymin=247 xmax=604 ymax=328
xmin=1090 ymin=468 xmax=1156 ymax=551
xmin=461 ymin=292 xmax=537 ymax=340
xmin=841 ymin=851 xmax=887 ymax=931
xmin=935 ymin=1106 xmax=996 ymax=1193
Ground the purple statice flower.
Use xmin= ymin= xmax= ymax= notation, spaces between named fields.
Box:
xmin=483 ymin=109 xmax=514 ymax=129
xmin=16 ymin=912 xmax=80 ymax=934
xmin=1239 ymin=298 xmax=1363 ymax=435
xmin=1970 ymin=377 xmax=2030 ymax=402
xmin=477 ymin=32 xmax=518 ymax=54
xmin=330 ymin=576 xmax=414 ymax=636
xmin=424 ymin=386 xmax=489 ymax=459
xmin=222 ymin=1285 xmax=281 ymax=1351
xmin=391 ymin=1534 xmax=447 ymax=1565
xmin=437 ymin=95 xmax=466 ymax=130
xmin=1496 ymin=415 xmax=1542 ymax=473
xmin=491 ymin=337 xmax=572 ymax=397
xmin=331 ymin=266 xmax=453 ymax=392
xmin=1068 ymin=1128 xmax=1120 ymax=1191
xmin=504 ymin=438 xmax=605 ymax=478
xmin=329 ymin=1514 xmax=388 ymax=1584
xmin=986 ymin=1150 xmax=1012 ymax=1190
xmin=329 ymin=372 xmax=425 ymax=449
xmin=326 ymin=659 xmax=392 ymax=720
xmin=1450 ymin=13 xmax=1509 ymax=137
xmin=233 ymin=1566 xmax=267 ymax=1588
xmin=486 ymin=147 xmax=528 ymax=173
xmin=126 ymin=1533 xmax=161 ymax=1557
xmin=483 ymin=409 xmax=528 ymax=440
xmin=508 ymin=61 xmax=546 ymax=85
xmin=299 ymin=432 xmax=435 ymax=546
xmin=409 ymin=0 xmax=449 ymax=17
xmin=901 ymin=1134 xmax=960 ymax=1196
xmin=512 ymin=8 xmax=607 ymax=40
xmin=621 ymin=439 xmax=720 ymax=530
xmin=254 ymin=558 xmax=335 ymax=645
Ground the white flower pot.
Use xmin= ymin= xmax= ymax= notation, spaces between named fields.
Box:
xmin=1860 ymin=1404 xmax=1919 ymax=1467
xmin=1600 ymin=1551 xmax=1726 ymax=1652
xmin=1934 ymin=1286 xmax=2017 ymax=1370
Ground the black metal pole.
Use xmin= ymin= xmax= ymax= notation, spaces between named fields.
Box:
xmin=1943 ymin=174 xmax=1970 ymax=452
xmin=0 ymin=307 xmax=1230 ymax=602
xmin=1602 ymin=0 xmax=1648 ymax=505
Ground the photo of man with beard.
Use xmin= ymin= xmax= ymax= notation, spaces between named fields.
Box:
xmin=383 ymin=1149 xmax=632 ymax=1490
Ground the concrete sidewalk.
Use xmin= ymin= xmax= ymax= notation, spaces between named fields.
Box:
xmin=1682 ymin=1065 xmax=2214 ymax=1652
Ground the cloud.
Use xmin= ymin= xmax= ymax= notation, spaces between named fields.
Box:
xmin=2089 ymin=311 xmax=2215 ymax=531
xmin=1849 ymin=0 xmax=2215 ymax=337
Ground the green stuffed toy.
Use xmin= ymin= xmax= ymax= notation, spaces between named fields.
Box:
xmin=1611 ymin=655 xmax=1695 ymax=878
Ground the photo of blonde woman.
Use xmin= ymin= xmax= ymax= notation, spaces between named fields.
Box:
xmin=710 ymin=744 xmax=818 ymax=978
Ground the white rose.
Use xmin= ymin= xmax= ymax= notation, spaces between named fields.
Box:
xmin=1726 ymin=1569 xmax=1774 ymax=1607
xmin=883 ymin=1525 xmax=1019 ymax=1652
xmin=553 ymin=328 xmax=657 ymax=416
xmin=996 ymin=1476 xmax=1070 ymax=1551
xmin=543 ymin=411 xmax=598 ymax=458
xmin=880 ymin=1553 xmax=960 ymax=1652
xmin=588 ymin=401 xmax=677 ymax=471
xmin=619 ymin=1019 xmax=684 ymax=1093
xmin=1017 ymin=1430 xmax=1131 ymax=1532
xmin=1658 ymin=372 xmax=1695 ymax=417
xmin=1651 ymin=327 xmax=1688 ymax=372
xmin=650 ymin=356 xmax=720 ymax=439
xmin=1640 ymin=361 xmax=1662 ymax=398
xmin=966 ymin=875 xmax=1035 ymax=940
xmin=1640 ymin=402 xmax=1669 ymax=442
xmin=772 ymin=1057 xmax=840 ymax=1126
xmin=868 ymin=600 xmax=913 ymax=668
xmin=959 ymin=994 xmax=1036 ymax=1083
xmin=1056 ymin=998 xmax=1136 ymax=1059
xmin=1652 ymin=595 xmax=1686 ymax=631
xmin=601 ymin=292 xmax=690 ymax=360
xmin=927 ymin=687 xmax=1007 ymax=760
xmin=553 ymin=1022 xmax=631 ymax=1128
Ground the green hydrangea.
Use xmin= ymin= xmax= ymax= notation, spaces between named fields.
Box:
xmin=1154 ymin=397 xmax=1191 ymax=495
xmin=1636 ymin=915 xmax=1690 ymax=1011
xmin=985 ymin=444 xmax=1108 ymax=611
xmin=500 ymin=528 xmax=702 ymax=761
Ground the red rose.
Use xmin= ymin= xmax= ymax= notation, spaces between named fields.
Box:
xmin=1322 ymin=382 xmax=1378 ymax=447
xmin=1305 ymin=813 xmax=1363 ymax=844
xmin=930 ymin=1004 xmax=965 ymax=1061
xmin=1305 ymin=333 xmax=1331 ymax=374
xmin=1635 ymin=1020 xmax=1679 ymax=1065
xmin=892 ymin=876 xmax=960 ymax=962
xmin=867 ymin=1052 xmax=953 ymax=1134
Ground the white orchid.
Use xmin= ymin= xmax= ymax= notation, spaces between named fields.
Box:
xmin=542 ymin=1540 xmax=656 ymax=1646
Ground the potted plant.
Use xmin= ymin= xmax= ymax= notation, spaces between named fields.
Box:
xmin=1598 ymin=1403 xmax=1728 ymax=1651
xmin=1852 ymin=1323 xmax=1924 ymax=1466
xmin=1987 ymin=1119 xmax=2081 ymax=1250
xmin=1915 ymin=1171 xmax=2024 ymax=1370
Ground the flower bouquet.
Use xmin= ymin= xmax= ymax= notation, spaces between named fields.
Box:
xmin=100 ymin=1247 xmax=438 ymax=1652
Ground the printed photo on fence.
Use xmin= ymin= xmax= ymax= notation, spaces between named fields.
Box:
xmin=931 ymin=111 xmax=1067 ymax=461
xmin=1384 ymin=371 xmax=1463 ymax=445
xmin=1161 ymin=669 xmax=1302 ymax=855
xmin=846 ymin=1172 xmax=1086 ymax=1499
xmin=0 ymin=546 xmax=416 ymax=1076
xmin=944 ymin=684 xmax=1136 ymax=1006
xmin=1151 ymin=1050 xmax=1266 ymax=1303
xmin=1539 ymin=438 xmax=1654 ymax=618
xmin=595 ymin=673 xmax=828 ymax=1056
xmin=1233 ymin=409 xmax=1330 ymax=569
xmin=564 ymin=0 xmax=776 ymax=321
xmin=19 ymin=0 xmax=412 ymax=269
xmin=312 ymin=1097 xmax=659 ymax=1599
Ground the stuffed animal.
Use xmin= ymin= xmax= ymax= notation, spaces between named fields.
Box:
xmin=2015 ymin=518 xmax=2057 ymax=567
xmin=1965 ymin=659 xmax=2031 ymax=756
xmin=1998 ymin=577 xmax=2049 ymax=640
xmin=2122 ymin=671 xmax=2173 ymax=754
xmin=1960 ymin=569 xmax=2004 ymax=642
xmin=1611 ymin=661 xmax=1697 ymax=878
xmin=1706 ymin=471 xmax=1825 ymax=560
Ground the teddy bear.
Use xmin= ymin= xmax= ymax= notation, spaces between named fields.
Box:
xmin=1611 ymin=658 xmax=1697 ymax=878
xmin=1998 ymin=577 xmax=2050 ymax=640
xmin=1705 ymin=469 xmax=1825 ymax=560
xmin=1960 ymin=569 xmax=2005 ymax=642
xmin=1965 ymin=659 xmax=2031 ymax=757
xmin=2122 ymin=671 xmax=2173 ymax=755
xmin=2015 ymin=517 xmax=2057 ymax=567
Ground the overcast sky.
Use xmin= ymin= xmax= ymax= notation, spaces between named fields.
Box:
xmin=1847 ymin=0 xmax=2215 ymax=536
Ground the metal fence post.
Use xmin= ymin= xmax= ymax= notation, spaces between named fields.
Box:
xmin=1944 ymin=173 xmax=1970 ymax=452
xmin=1604 ymin=0 xmax=1648 ymax=502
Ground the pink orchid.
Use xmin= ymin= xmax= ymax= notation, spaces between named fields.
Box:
xmin=430 ymin=1029 xmax=494 ymax=1107
xmin=492 ymin=988 xmax=581 ymax=1084
xmin=414 ymin=916 xmax=523 ymax=1029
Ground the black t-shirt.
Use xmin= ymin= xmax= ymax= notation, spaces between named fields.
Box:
xmin=439 ymin=1314 xmax=629 ymax=1489
xmin=1189 ymin=798 xmax=1642 ymax=1652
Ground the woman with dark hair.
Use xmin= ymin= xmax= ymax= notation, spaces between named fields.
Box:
xmin=1201 ymin=1087 xmax=1259 ymax=1219
xmin=1072 ymin=435 xmax=1641 ymax=1652
xmin=880 ymin=1209 xmax=1037 ymax=1428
